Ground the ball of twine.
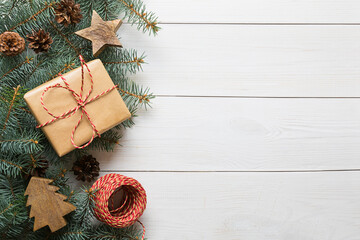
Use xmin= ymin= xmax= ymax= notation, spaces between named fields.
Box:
xmin=91 ymin=173 xmax=147 ymax=239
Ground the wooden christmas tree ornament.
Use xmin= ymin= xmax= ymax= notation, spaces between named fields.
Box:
xmin=24 ymin=177 xmax=76 ymax=232
xmin=75 ymin=10 xmax=123 ymax=57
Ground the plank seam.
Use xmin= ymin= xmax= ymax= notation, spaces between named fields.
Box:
xmin=123 ymin=22 xmax=360 ymax=26
xmin=100 ymin=169 xmax=360 ymax=173
xmin=156 ymin=95 xmax=360 ymax=99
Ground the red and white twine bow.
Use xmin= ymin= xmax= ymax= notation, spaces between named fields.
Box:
xmin=36 ymin=55 xmax=118 ymax=149
xmin=91 ymin=174 xmax=147 ymax=240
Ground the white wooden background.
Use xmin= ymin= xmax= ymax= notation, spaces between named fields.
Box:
xmin=93 ymin=1 xmax=360 ymax=239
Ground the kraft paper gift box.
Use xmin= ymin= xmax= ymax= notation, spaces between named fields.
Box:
xmin=24 ymin=59 xmax=131 ymax=157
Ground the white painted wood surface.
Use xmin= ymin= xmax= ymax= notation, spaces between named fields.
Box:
xmin=110 ymin=172 xmax=360 ymax=240
xmin=140 ymin=0 xmax=360 ymax=24
xmin=120 ymin=24 xmax=360 ymax=97
xmin=93 ymin=97 xmax=360 ymax=171
xmin=95 ymin=1 xmax=360 ymax=239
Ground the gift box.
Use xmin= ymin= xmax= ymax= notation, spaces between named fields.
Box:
xmin=24 ymin=58 xmax=131 ymax=157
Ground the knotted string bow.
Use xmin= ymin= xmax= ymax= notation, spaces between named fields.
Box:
xmin=37 ymin=55 xmax=118 ymax=149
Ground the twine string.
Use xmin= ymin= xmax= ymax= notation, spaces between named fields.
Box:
xmin=36 ymin=55 xmax=118 ymax=149
xmin=91 ymin=173 xmax=147 ymax=240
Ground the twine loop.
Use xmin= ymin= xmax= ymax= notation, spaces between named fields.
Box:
xmin=36 ymin=55 xmax=118 ymax=149
xmin=91 ymin=173 xmax=147 ymax=239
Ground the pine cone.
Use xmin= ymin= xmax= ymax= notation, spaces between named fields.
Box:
xmin=72 ymin=155 xmax=100 ymax=182
xmin=0 ymin=31 xmax=25 ymax=56
xmin=30 ymin=159 xmax=49 ymax=178
xmin=54 ymin=0 xmax=83 ymax=26
xmin=27 ymin=29 xmax=53 ymax=54
xmin=24 ymin=159 xmax=49 ymax=180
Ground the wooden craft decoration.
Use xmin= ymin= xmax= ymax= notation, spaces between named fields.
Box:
xmin=75 ymin=10 xmax=123 ymax=57
xmin=24 ymin=177 xmax=76 ymax=232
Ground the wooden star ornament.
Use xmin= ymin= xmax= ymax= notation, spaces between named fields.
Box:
xmin=75 ymin=10 xmax=123 ymax=57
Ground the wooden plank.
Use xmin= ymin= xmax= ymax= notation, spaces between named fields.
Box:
xmin=120 ymin=24 xmax=360 ymax=97
xmin=93 ymin=97 xmax=360 ymax=171
xmin=109 ymin=171 xmax=360 ymax=239
xmin=141 ymin=0 xmax=360 ymax=23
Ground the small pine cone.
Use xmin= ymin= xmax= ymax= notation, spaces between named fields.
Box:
xmin=27 ymin=29 xmax=53 ymax=54
xmin=54 ymin=0 xmax=83 ymax=26
xmin=24 ymin=159 xmax=49 ymax=180
xmin=0 ymin=31 xmax=25 ymax=56
xmin=72 ymin=155 xmax=100 ymax=182
xmin=30 ymin=159 xmax=49 ymax=178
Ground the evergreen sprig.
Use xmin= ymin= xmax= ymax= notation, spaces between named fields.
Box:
xmin=102 ymin=48 xmax=146 ymax=76
xmin=0 ymin=0 xmax=159 ymax=238
xmin=117 ymin=0 xmax=160 ymax=35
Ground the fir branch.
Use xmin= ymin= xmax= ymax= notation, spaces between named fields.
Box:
xmin=0 ymin=151 xmax=36 ymax=177
xmin=44 ymin=164 xmax=69 ymax=186
xmin=0 ymin=159 xmax=24 ymax=173
xmin=50 ymin=62 xmax=75 ymax=79
xmin=0 ymin=175 xmax=25 ymax=199
xmin=52 ymin=168 xmax=67 ymax=182
xmin=0 ymin=139 xmax=38 ymax=144
xmin=26 ymin=154 xmax=50 ymax=176
xmin=65 ymin=190 xmax=75 ymax=202
xmin=78 ymin=0 xmax=122 ymax=23
xmin=53 ymin=223 xmax=89 ymax=240
xmin=88 ymin=129 xmax=122 ymax=152
xmin=101 ymin=48 xmax=145 ymax=76
xmin=0 ymin=57 xmax=33 ymax=83
xmin=89 ymin=225 xmax=144 ymax=240
xmin=2 ymin=85 xmax=21 ymax=131
xmin=104 ymin=57 xmax=144 ymax=66
xmin=0 ymin=0 xmax=158 ymax=237
xmin=117 ymin=87 xmax=150 ymax=103
xmin=27 ymin=58 xmax=44 ymax=80
xmin=42 ymin=57 xmax=78 ymax=83
xmin=5 ymin=1 xmax=55 ymax=32
xmin=104 ymin=58 xmax=144 ymax=65
xmin=63 ymin=231 xmax=84 ymax=236
xmin=111 ymin=77 xmax=154 ymax=110
xmin=117 ymin=0 xmax=160 ymax=35
xmin=100 ymin=137 xmax=120 ymax=145
xmin=7 ymin=177 xmax=15 ymax=197
xmin=70 ymin=187 xmax=97 ymax=227
xmin=49 ymin=21 xmax=81 ymax=56
xmin=8 ymin=0 xmax=33 ymax=15
xmin=0 ymin=86 xmax=28 ymax=136
xmin=0 ymin=195 xmax=29 ymax=239
xmin=19 ymin=107 xmax=31 ymax=114
xmin=0 ymin=1 xmax=11 ymax=16
xmin=0 ymin=136 xmax=42 ymax=155
xmin=104 ymin=1 xmax=109 ymax=21
xmin=29 ymin=154 xmax=36 ymax=168
xmin=103 ymin=57 xmax=144 ymax=67
xmin=115 ymin=104 xmax=136 ymax=129
xmin=104 ymin=55 xmax=144 ymax=75
xmin=0 ymin=203 xmax=13 ymax=216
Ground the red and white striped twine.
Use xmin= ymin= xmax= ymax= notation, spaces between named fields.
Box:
xmin=36 ymin=55 xmax=117 ymax=149
xmin=91 ymin=173 xmax=147 ymax=239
